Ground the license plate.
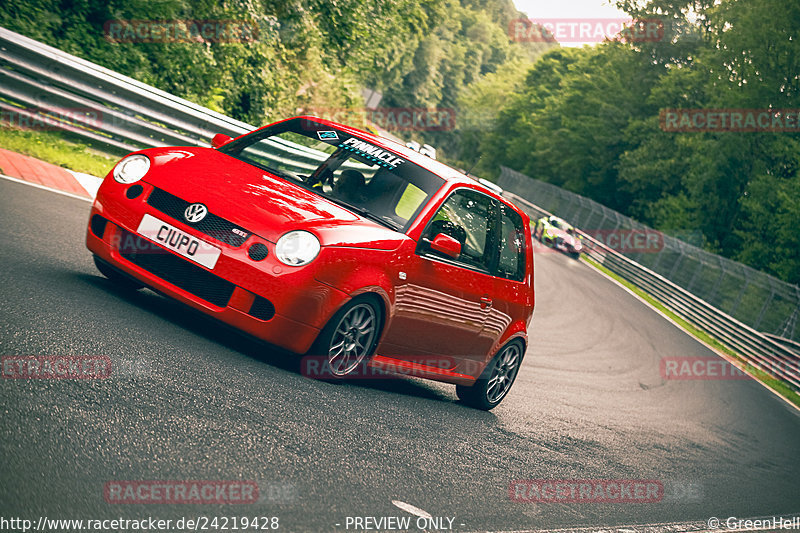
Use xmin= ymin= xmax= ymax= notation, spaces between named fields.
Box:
xmin=136 ymin=214 xmax=221 ymax=269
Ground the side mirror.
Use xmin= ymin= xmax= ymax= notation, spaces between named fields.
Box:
xmin=211 ymin=133 xmax=233 ymax=149
xmin=429 ymin=233 xmax=461 ymax=259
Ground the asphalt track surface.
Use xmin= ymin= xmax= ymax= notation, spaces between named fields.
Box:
xmin=1 ymin=177 xmax=798 ymax=532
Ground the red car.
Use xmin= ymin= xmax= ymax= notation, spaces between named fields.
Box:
xmin=86 ymin=116 xmax=534 ymax=409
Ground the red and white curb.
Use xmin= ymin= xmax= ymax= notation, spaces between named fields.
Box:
xmin=66 ymin=169 xmax=102 ymax=199
xmin=0 ymin=170 xmax=101 ymax=202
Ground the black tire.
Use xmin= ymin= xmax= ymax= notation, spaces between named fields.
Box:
xmin=309 ymin=297 xmax=382 ymax=380
xmin=93 ymin=256 xmax=144 ymax=291
xmin=569 ymin=251 xmax=581 ymax=260
xmin=456 ymin=340 xmax=524 ymax=410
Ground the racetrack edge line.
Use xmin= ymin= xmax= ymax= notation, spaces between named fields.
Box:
xmin=577 ymin=256 xmax=800 ymax=414
xmin=0 ymin=172 xmax=91 ymax=203
xmin=4 ymin=171 xmax=795 ymax=413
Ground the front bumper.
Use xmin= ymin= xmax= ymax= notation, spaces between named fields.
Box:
xmin=85 ymin=179 xmax=349 ymax=354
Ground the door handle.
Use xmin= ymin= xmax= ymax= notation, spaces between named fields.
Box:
xmin=480 ymin=296 xmax=493 ymax=309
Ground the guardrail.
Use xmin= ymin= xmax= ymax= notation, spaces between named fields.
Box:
xmin=499 ymin=167 xmax=800 ymax=345
xmin=0 ymin=25 xmax=335 ymax=176
xmin=505 ymin=191 xmax=799 ymax=392
xmin=3 ymin=26 xmax=797 ymax=392
xmin=0 ymin=27 xmax=253 ymax=152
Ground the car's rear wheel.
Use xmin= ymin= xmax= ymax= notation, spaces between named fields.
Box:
xmin=456 ymin=340 xmax=524 ymax=410
xmin=311 ymin=297 xmax=382 ymax=380
xmin=569 ymin=251 xmax=581 ymax=260
xmin=93 ymin=256 xmax=144 ymax=291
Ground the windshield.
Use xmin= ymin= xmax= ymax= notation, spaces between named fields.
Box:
xmin=219 ymin=118 xmax=444 ymax=231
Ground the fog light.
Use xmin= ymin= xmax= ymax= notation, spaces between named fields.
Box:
xmin=248 ymin=242 xmax=269 ymax=261
xmin=90 ymin=215 xmax=108 ymax=238
xmin=126 ymin=184 xmax=144 ymax=199
xmin=249 ymin=296 xmax=275 ymax=320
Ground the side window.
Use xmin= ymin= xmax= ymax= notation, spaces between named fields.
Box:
xmin=422 ymin=189 xmax=496 ymax=271
xmin=498 ymin=204 xmax=526 ymax=281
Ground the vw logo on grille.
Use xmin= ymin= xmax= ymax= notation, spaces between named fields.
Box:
xmin=184 ymin=203 xmax=208 ymax=223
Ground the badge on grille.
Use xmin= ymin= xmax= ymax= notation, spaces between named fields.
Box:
xmin=184 ymin=203 xmax=208 ymax=223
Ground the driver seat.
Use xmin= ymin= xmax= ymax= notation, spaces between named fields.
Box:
xmin=334 ymin=170 xmax=366 ymax=203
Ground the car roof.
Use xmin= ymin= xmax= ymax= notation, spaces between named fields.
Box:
xmin=245 ymin=116 xmax=527 ymax=221
xmin=290 ymin=116 xmax=498 ymax=190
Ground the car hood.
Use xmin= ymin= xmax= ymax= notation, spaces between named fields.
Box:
xmin=139 ymin=147 xmax=406 ymax=249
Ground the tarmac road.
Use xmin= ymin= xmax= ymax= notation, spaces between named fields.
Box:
xmin=1 ymin=178 xmax=798 ymax=532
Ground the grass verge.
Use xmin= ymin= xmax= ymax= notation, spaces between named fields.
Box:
xmin=0 ymin=127 xmax=120 ymax=177
xmin=583 ymin=255 xmax=800 ymax=409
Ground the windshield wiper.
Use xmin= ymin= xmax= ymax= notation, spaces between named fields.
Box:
xmin=262 ymin=166 xmax=301 ymax=182
xmin=229 ymin=155 xmax=303 ymax=183
xmin=328 ymin=199 xmax=402 ymax=231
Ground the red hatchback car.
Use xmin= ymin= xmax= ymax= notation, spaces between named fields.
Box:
xmin=86 ymin=116 xmax=534 ymax=409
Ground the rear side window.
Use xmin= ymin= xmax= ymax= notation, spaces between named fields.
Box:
xmin=497 ymin=204 xmax=526 ymax=282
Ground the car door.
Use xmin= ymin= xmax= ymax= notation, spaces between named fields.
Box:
xmin=379 ymin=188 xmax=499 ymax=369
xmin=482 ymin=201 xmax=532 ymax=350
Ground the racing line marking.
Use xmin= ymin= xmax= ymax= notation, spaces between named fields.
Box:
xmin=391 ymin=500 xmax=433 ymax=519
xmin=5 ymin=173 xmax=796 ymax=533
xmin=4 ymin=169 xmax=795 ymax=415
xmin=579 ymin=256 xmax=800 ymax=414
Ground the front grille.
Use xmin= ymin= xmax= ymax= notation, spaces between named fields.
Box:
xmin=147 ymin=187 xmax=251 ymax=247
xmin=119 ymin=231 xmax=235 ymax=307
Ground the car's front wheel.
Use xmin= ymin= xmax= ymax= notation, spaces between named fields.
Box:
xmin=311 ymin=297 xmax=382 ymax=380
xmin=456 ymin=340 xmax=524 ymax=410
xmin=93 ymin=256 xmax=144 ymax=291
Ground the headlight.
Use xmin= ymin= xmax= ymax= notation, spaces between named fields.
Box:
xmin=113 ymin=154 xmax=150 ymax=184
xmin=275 ymin=231 xmax=320 ymax=266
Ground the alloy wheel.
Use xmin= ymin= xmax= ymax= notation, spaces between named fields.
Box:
xmin=327 ymin=303 xmax=378 ymax=376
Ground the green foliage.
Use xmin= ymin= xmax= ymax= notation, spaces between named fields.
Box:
xmin=476 ymin=0 xmax=800 ymax=284
xmin=0 ymin=127 xmax=117 ymax=177
xmin=0 ymin=0 xmax=553 ymax=161
xmin=1 ymin=0 xmax=795 ymax=283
